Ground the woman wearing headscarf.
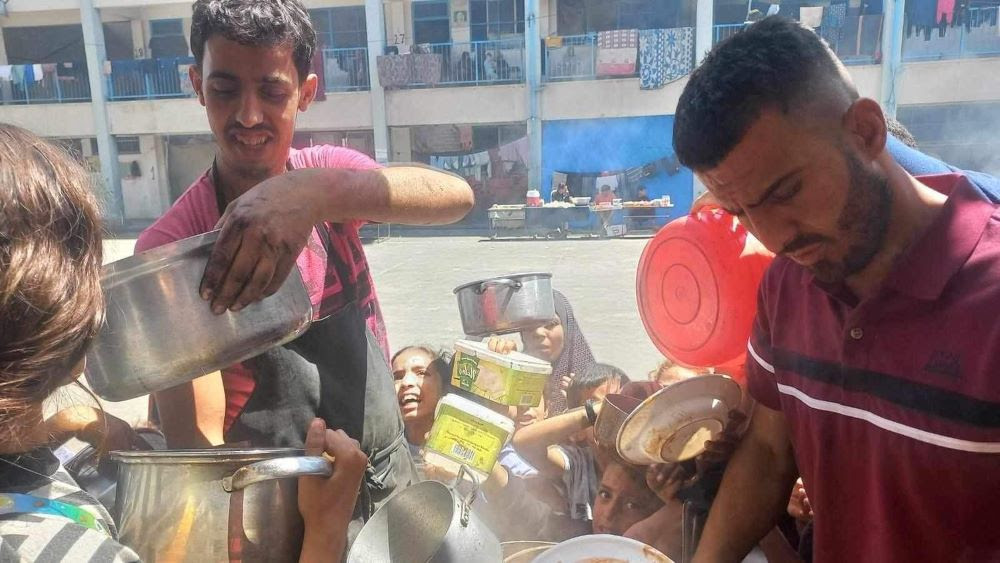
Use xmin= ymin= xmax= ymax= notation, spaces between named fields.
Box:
xmin=488 ymin=290 xmax=596 ymax=414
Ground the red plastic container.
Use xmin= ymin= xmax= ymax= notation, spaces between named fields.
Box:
xmin=636 ymin=206 xmax=774 ymax=374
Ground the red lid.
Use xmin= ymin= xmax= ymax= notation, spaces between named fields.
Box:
xmin=637 ymin=207 xmax=773 ymax=369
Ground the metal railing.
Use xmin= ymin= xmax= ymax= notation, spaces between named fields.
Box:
xmin=403 ymin=38 xmax=525 ymax=87
xmin=322 ymin=47 xmax=370 ymax=92
xmin=713 ymin=23 xmax=746 ymax=45
xmin=107 ymin=57 xmax=197 ymax=101
xmin=544 ymin=34 xmax=598 ymax=81
xmin=903 ymin=6 xmax=1000 ymax=61
xmin=0 ymin=63 xmax=91 ymax=105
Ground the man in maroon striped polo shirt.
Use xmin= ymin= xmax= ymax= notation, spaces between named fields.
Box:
xmin=672 ymin=17 xmax=1000 ymax=563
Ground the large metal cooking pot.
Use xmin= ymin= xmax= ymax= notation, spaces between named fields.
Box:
xmin=64 ymin=428 xmax=167 ymax=511
xmin=347 ymin=466 xmax=501 ymax=562
xmin=86 ymin=230 xmax=313 ymax=401
xmin=453 ymin=273 xmax=555 ymax=336
xmin=112 ymin=448 xmax=331 ymax=562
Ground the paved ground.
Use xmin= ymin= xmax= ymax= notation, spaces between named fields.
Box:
xmin=87 ymin=236 xmax=665 ymax=425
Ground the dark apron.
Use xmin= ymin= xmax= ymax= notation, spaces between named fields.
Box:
xmin=215 ymin=170 xmax=415 ymax=541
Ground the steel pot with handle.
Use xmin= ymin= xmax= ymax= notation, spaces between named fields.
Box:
xmin=347 ymin=465 xmax=501 ymax=562
xmin=453 ymin=273 xmax=555 ymax=336
xmin=111 ymin=448 xmax=331 ymax=562
xmin=86 ymin=230 xmax=314 ymax=402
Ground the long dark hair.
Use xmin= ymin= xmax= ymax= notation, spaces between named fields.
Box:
xmin=0 ymin=124 xmax=104 ymax=447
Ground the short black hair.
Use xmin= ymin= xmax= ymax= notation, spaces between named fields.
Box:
xmin=673 ymin=17 xmax=858 ymax=171
xmin=567 ymin=363 xmax=631 ymax=408
xmin=191 ymin=0 xmax=317 ymax=82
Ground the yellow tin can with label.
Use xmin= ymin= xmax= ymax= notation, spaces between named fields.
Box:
xmin=451 ymin=340 xmax=552 ymax=407
xmin=425 ymin=393 xmax=515 ymax=478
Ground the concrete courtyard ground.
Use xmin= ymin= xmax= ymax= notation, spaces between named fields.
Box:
xmin=91 ymin=235 xmax=665 ymax=425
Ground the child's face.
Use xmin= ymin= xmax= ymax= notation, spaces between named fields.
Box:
xmin=521 ymin=319 xmax=565 ymax=362
xmin=592 ymin=462 xmax=663 ymax=536
xmin=511 ymin=393 xmax=547 ymax=430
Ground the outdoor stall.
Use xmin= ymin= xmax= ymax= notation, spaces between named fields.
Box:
xmin=488 ymin=198 xmax=673 ymax=239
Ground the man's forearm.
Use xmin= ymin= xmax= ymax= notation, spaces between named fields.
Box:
xmin=693 ymin=406 xmax=797 ymax=562
xmin=307 ymin=165 xmax=474 ymax=226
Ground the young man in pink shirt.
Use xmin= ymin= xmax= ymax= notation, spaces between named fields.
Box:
xmin=136 ymin=0 xmax=473 ymax=540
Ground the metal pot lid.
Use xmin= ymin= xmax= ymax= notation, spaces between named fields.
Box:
xmin=452 ymin=272 xmax=553 ymax=294
xmin=111 ymin=447 xmax=304 ymax=465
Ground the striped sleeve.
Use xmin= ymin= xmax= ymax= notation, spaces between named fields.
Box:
xmin=0 ymin=516 xmax=140 ymax=562
xmin=746 ymin=279 xmax=782 ymax=410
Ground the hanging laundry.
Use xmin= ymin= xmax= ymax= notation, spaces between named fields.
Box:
xmin=0 ymin=66 xmax=12 ymax=81
xmin=376 ymin=55 xmax=411 ymax=89
xmin=937 ymin=0 xmax=956 ymax=26
xmin=23 ymin=64 xmax=36 ymax=84
xmin=821 ymin=2 xmax=848 ymax=44
xmin=31 ymin=64 xmax=44 ymax=82
xmin=799 ymin=7 xmax=825 ymax=29
xmin=639 ymin=28 xmax=694 ymax=90
xmin=497 ymin=137 xmax=530 ymax=165
xmin=411 ymin=53 xmax=443 ymax=86
xmin=596 ymin=29 xmax=639 ymax=77
xmin=767 ymin=3 xmax=781 ymax=16
xmin=906 ymin=0 xmax=938 ymax=39
xmin=458 ymin=126 xmax=474 ymax=151
xmin=10 ymin=65 xmax=24 ymax=85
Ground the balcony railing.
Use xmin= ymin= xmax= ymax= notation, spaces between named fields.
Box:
xmin=0 ymin=63 xmax=91 ymax=105
xmin=713 ymin=17 xmax=881 ymax=65
xmin=322 ymin=47 xmax=371 ymax=92
xmin=544 ymin=33 xmax=646 ymax=82
xmin=544 ymin=34 xmax=598 ymax=81
xmin=903 ymin=6 xmax=1000 ymax=61
xmin=713 ymin=23 xmax=746 ymax=45
xmin=107 ymin=57 xmax=197 ymax=101
xmin=379 ymin=39 xmax=524 ymax=89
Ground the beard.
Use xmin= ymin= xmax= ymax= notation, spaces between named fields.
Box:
xmin=809 ymin=150 xmax=892 ymax=285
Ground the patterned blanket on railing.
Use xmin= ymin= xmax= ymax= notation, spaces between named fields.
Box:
xmin=639 ymin=28 xmax=694 ymax=90
xmin=597 ymin=29 xmax=639 ymax=76
xmin=377 ymin=55 xmax=411 ymax=89
xmin=376 ymin=53 xmax=443 ymax=88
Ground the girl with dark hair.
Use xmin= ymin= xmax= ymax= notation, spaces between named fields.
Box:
xmin=0 ymin=124 xmax=366 ymax=562
xmin=489 ymin=290 xmax=596 ymax=414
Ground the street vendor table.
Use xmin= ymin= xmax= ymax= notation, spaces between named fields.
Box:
xmin=524 ymin=205 xmax=593 ymax=237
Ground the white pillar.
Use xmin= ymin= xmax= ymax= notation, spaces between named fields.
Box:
xmin=81 ymin=0 xmax=124 ymax=224
xmin=525 ymin=0 xmax=543 ymax=191
xmin=880 ymin=0 xmax=905 ymax=118
xmin=365 ymin=0 xmax=390 ymax=163
xmin=695 ymin=0 xmax=715 ymax=65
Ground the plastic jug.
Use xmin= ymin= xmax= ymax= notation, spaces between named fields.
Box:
xmin=526 ymin=190 xmax=542 ymax=207
xmin=636 ymin=205 xmax=774 ymax=376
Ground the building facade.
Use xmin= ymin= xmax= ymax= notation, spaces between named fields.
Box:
xmin=0 ymin=0 xmax=998 ymax=228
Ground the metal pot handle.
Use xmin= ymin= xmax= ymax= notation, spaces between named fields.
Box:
xmin=222 ymin=456 xmax=332 ymax=492
xmin=453 ymin=464 xmax=481 ymax=527
xmin=476 ymin=278 xmax=522 ymax=295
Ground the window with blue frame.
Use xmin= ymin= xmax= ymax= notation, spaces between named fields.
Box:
xmin=149 ymin=18 xmax=189 ymax=58
xmin=310 ymin=7 xmax=368 ymax=49
xmin=413 ymin=0 xmax=452 ymax=44
xmin=470 ymin=0 xmax=525 ymax=41
xmin=616 ymin=0 xmax=680 ymax=30
xmin=556 ymin=0 xmax=691 ymax=34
